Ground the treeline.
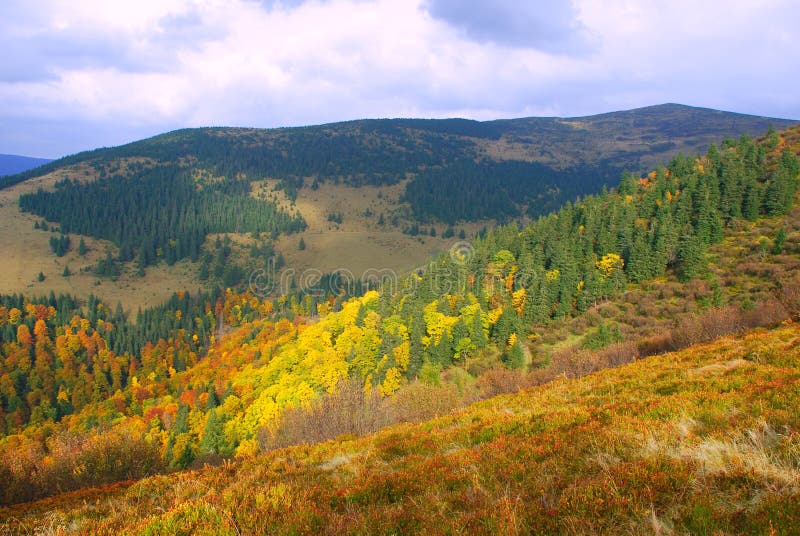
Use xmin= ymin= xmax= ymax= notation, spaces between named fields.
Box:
xmin=18 ymin=165 xmax=306 ymax=267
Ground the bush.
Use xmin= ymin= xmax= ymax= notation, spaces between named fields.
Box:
xmin=549 ymin=341 xmax=638 ymax=379
xmin=637 ymin=332 xmax=676 ymax=356
xmin=779 ymin=276 xmax=800 ymax=319
xmin=741 ymin=298 xmax=788 ymax=329
xmin=475 ymin=366 xmax=526 ymax=398
xmin=259 ymin=379 xmax=389 ymax=451
xmin=259 ymin=378 xmax=466 ymax=453
xmin=671 ymin=306 xmax=743 ymax=349
xmin=387 ymin=381 xmax=464 ymax=423
xmin=0 ymin=428 xmax=164 ymax=506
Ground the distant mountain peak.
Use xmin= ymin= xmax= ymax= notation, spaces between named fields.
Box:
xmin=0 ymin=154 xmax=52 ymax=177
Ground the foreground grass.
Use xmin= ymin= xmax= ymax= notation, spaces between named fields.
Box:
xmin=2 ymin=325 xmax=800 ymax=535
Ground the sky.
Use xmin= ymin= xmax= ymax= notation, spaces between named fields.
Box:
xmin=1 ymin=0 xmax=799 ymax=159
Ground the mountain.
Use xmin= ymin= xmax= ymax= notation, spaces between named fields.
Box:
xmin=0 ymin=104 xmax=794 ymax=312
xmin=0 ymin=154 xmax=51 ymax=176
xmin=1 ymin=122 xmax=799 ymax=519
xmin=2 ymin=104 xmax=796 ymax=224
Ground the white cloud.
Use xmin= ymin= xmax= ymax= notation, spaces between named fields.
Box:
xmin=0 ymin=0 xmax=798 ymax=157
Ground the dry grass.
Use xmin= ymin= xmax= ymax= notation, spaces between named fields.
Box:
xmin=272 ymin=179 xmax=490 ymax=276
xmin=644 ymin=419 xmax=800 ymax=496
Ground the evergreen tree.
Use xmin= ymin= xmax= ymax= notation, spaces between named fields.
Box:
xmin=772 ymin=226 xmax=787 ymax=255
xmin=173 ymin=439 xmax=195 ymax=469
xmin=201 ymin=410 xmax=224 ymax=455
xmin=677 ymin=234 xmax=706 ymax=281
xmin=741 ymin=176 xmax=761 ymax=221
xmin=504 ymin=340 xmax=525 ymax=369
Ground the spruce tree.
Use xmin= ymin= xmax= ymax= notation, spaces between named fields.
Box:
xmin=201 ymin=410 xmax=224 ymax=455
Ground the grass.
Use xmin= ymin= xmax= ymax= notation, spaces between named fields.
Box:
xmin=272 ymin=178 xmax=487 ymax=277
xmin=2 ymin=323 xmax=799 ymax=534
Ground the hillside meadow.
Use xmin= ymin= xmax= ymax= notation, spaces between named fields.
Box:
xmin=1 ymin=323 xmax=798 ymax=534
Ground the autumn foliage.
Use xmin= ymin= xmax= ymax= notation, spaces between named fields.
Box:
xmin=3 ymin=323 xmax=799 ymax=534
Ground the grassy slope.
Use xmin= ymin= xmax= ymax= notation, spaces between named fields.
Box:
xmin=3 ymin=324 xmax=799 ymax=535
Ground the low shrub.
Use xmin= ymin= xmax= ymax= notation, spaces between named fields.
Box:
xmin=0 ymin=427 xmax=163 ymax=506
xmin=259 ymin=379 xmax=465 ymax=452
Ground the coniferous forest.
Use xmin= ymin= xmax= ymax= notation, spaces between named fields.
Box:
xmin=18 ymin=165 xmax=306 ymax=267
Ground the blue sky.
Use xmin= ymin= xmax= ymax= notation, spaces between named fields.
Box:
xmin=2 ymin=0 xmax=799 ymax=158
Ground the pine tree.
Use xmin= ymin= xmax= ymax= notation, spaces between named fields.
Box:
xmin=772 ymin=226 xmax=787 ymax=255
xmin=741 ymin=176 xmax=761 ymax=220
xmin=626 ymin=230 xmax=654 ymax=283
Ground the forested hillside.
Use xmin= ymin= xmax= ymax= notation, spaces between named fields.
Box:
xmin=18 ymin=164 xmax=306 ymax=267
xmin=3 ymin=104 xmax=794 ymax=225
xmin=0 ymin=124 xmax=798 ymax=510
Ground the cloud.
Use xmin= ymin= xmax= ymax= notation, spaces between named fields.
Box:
xmin=0 ymin=0 xmax=798 ymax=158
xmin=423 ymin=0 xmax=591 ymax=53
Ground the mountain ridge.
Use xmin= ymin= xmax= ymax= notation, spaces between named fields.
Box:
xmin=0 ymin=154 xmax=52 ymax=177
xmin=0 ymin=103 xmax=796 ymax=312
xmin=4 ymin=103 xmax=795 ymax=186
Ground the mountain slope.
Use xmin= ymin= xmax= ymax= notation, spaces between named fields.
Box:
xmin=3 ymin=104 xmax=795 ymax=223
xmin=3 ymin=323 xmax=798 ymax=534
xmin=0 ymin=104 xmax=794 ymax=310
xmin=0 ymin=123 xmax=798 ymax=509
xmin=0 ymin=154 xmax=51 ymax=177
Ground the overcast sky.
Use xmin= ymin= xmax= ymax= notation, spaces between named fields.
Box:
xmin=2 ymin=0 xmax=798 ymax=158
